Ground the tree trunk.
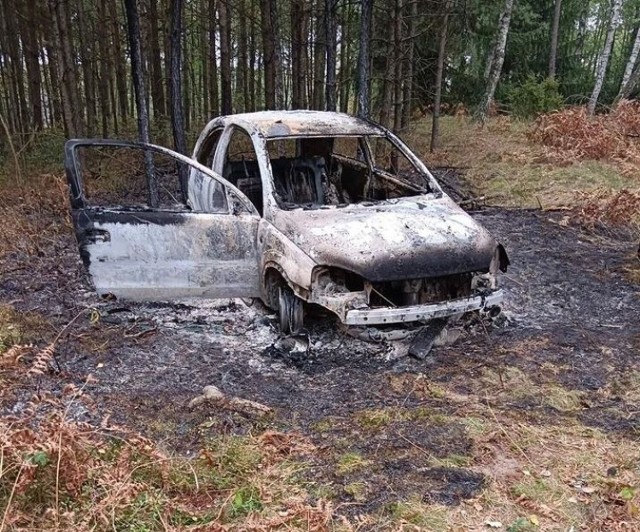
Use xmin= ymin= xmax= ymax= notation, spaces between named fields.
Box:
xmin=108 ymin=1 xmax=129 ymax=123
xmin=124 ymin=0 xmax=158 ymax=207
xmin=169 ymin=0 xmax=188 ymax=200
xmin=430 ymin=0 xmax=450 ymax=152
xmin=475 ymin=0 xmax=515 ymax=124
xmin=291 ymin=0 xmax=306 ymax=108
xmin=77 ymin=0 xmax=97 ymax=136
xmin=149 ymin=0 xmax=167 ymax=118
xmin=237 ymin=0 xmax=249 ymax=112
xmin=43 ymin=23 xmax=62 ymax=127
xmin=261 ymin=0 xmax=281 ymax=109
xmin=617 ymin=25 xmax=640 ymax=100
xmin=22 ymin=0 xmax=44 ymax=130
xmin=208 ymin=0 xmax=220 ymax=116
xmin=219 ymin=0 xmax=233 ymax=114
xmin=588 ymin=0 xmax=623 ymax=115
xmin=3 ymin=0 xmax=28 ymax=133
xmin=357 ymin=0 xmax=373 ymax=118
xmin=401 ymin=0 xmax=418 ymax=129
xmin=248 ymin=0 xmax=257 ymax=111
xmin=325 ymin=0 xmax=338 ymax=111
xmin=312 ymin=0 xmax=326 ymax=110
xmin=49 ymin=0 xmax=84 ymax=137
xmin=97 ymin=0 xmax=111 ymax=136
xmin=392 ymin=0 xmax=403 ymax=134
xmin=548 ymin=0 xmax=562 ymax=78
xmin=338 ymin=1 xmax=349 ymax=112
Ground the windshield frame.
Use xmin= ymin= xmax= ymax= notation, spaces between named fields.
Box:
xmin=264 ymin=133 xmax=442 ymax=211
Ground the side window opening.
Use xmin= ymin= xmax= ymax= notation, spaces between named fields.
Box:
xmin=75 ymin=145 xmax=227 ymax=213
xmin=223 ymin=129 xmax=263 ymax=215
xmin=196 ymin=128 xmax=223 ymax=168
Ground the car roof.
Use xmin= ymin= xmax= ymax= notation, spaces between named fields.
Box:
xmin=204 ymin=110 xmax=386 ymax=139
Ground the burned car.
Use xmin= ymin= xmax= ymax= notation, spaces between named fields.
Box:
xmin=66 ymin=111 xmax=508 ymax=334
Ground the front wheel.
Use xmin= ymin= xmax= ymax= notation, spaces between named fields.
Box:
xmin=278 ymin=285 xmax=304 ymax=334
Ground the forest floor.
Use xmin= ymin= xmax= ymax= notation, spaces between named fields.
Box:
xmin=1 ymin=116 xmax=640 ymax=530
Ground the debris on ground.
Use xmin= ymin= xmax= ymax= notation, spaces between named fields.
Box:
xmin=189 ymin=384 xmax=273 ymax=416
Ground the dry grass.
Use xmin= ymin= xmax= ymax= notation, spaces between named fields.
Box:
xmin=405 ymin=110 xmax=640 ymax=221
xmin=0 ymin=390 xmax=336 ymax=531
xmin=0 ymin=172 xmax=71 ymax=260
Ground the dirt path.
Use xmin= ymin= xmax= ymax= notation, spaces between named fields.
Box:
xmin=1 ymin=207 xmax=639 ymax=513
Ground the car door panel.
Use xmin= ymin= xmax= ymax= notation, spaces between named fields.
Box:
xmin=66 ymin=139 xmax=261 ymax=301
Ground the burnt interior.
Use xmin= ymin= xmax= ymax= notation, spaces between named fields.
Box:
xmin=369 ymin=273 xmax=474 ymax=307
xmin=267 ymin=136 xmax=432 ymax=209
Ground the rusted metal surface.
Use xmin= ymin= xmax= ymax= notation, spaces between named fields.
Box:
xmin=66 ymin=111 xmax=509 ymax=330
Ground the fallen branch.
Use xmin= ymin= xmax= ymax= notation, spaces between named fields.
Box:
xmin=188 ymin=385 xmax=272 ymax=417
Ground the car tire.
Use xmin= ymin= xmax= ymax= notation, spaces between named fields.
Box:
xmin=278 ymin=285 xmax=304 ymax=334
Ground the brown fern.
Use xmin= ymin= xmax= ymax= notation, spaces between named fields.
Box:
xmin=28 ymin=342 xmax=56 ymax=376
xmin=0 ymin=344 xmax=34 ymax=367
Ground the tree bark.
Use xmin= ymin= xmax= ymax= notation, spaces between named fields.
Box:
xmin=401 ymin=0 xmax=418 ymax=129
xmin=208 ymin=0 xmax=220 ymax=116
xmin=149 ymin=0 xmax=167 ymax=118
xmin=617 ymin=25 xmax=640 ymax=100
xmin=237 ymin=0 xmax=249 ymax=112
xmin=548 ymin=0 xmax=562 ymax=78
xmin=588 ymin=0 xmax=623 ymax=115
xmin=392 ymin=0 xmax=404 ymax=134
xmin=49 ymin=0 xmax=84 ymax=137
xmin=430 ymin=0 xmax=450 ymax=152
xmin=96 ymin=0 xmax=111 ymax=136
xmin=312 ymin=0 xmax=326 ymax=110
xmin=248 ymin=0 xmax=257 ymax=111
xmin=22 ymin=0 xmax=44 ymax=130
xmin=3 ymin=0 xmax=28 ymax=133
xmin=325 ymin=0 xmax=338 ymax=111
xmin=169 ymin=0 xmax=188 ymax=200
xmin=261 ymin=0 xmax=281 ymax=109
xmin=357 ymin=0 xmax=373 ymax=118
xmin=109 ymin=1 xmax=129 ymax=123
xmin=124 ymin=0 xmax=158 ymax=207
xmin=219 ymin=0 xmax=233 ymax=114
xmin=77 ymin=0 xmax=97 ymax=136
xmin=475 ymin=0 xmax=515 ymax=124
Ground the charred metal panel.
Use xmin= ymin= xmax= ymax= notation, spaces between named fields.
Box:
xmin=273 ymin=196 xmax=497 ymax=282
xmin=258 ymin=221 xmax=317 ymax=298
xmin=76 ymin=209 xmax=260 ymax=301
xmin=197 ymin=111 xmax=384 ymax=142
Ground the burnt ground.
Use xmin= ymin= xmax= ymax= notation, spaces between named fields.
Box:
xmin=1 ymin=204 xmax=640 ymax=521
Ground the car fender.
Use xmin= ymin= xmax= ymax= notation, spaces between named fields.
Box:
xmin=258 ymin=221 xmax=317 ymax=301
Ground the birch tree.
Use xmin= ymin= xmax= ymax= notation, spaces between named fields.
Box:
xmin=617 ymin=24 xmax=640 ymax=101
xmin=475 ymin=0 xmax=515 ymax=124
xmin=587 ymin=0 xmax=623 ymax=115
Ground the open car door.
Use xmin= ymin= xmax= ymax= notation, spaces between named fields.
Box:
xmin=65 ymin=139 xmax=261 ymax=301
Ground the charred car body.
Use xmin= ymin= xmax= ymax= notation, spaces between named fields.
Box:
xmin=66 ymin=111 xmax=509 ymax=333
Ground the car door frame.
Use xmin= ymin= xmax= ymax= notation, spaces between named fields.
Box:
xmin=65 ymin=138 xmax=262 ymax=301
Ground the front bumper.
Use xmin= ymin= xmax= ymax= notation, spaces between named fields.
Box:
xmin=343 ymin=289 xmax=504 ymax=326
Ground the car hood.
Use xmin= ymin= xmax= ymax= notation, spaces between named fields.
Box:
xmin=272 ymin=196 xmax=498 ymax=282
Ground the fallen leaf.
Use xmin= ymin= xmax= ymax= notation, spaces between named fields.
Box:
xmin=529 ymin=514 xmax=539 ymax=526
xmin=581 ymin=486 xmax=597 ymax=494
xmin=485 ymin=521 xmax=503 ymax=528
